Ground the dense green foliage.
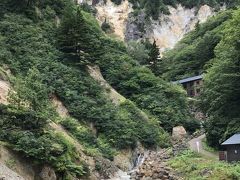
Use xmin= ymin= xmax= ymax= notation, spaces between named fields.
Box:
xmin=127 ymin=40 xmax=161 ymax=74
xmin=60 ymin=117 xmax=118 ymax=160
xmin=200 ymin=9 xmax=240 ymax=148
xmin=127 ymin=40 xmax=150 ymax=65
xmin=111 ymin=0 xmax=238 ymax=20
xmin=57 ymin=5 xmax=173 ymax=148
xmin=0 ymin=0 xmax=201 ymax=177
xmin=0 ymin=70 xmax=86 ymax=177
xmin=159 ymin=10 xmax=232 ymax=80
xmin=97 ymin=44 xmax=196 ymax=132
xmin=0 ymin=0 xmax=168 ymax=156
xmin=145 ymin=39 xmax=161 ymax=74
xmin=57 ymin=5 xmax=197 ymax=133
xmin=0 ymin=0 xmax=114 ymax=177
xmin=159 ymin=5 xmax=240 ymax=149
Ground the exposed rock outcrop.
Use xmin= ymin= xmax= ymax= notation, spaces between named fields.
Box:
xmin=125 ymin=10 xmax=146 ymax=41
xmin=95 ymin=0 xmax=133 ymax=40
xmin=114 ymin=149 xmax=133 ymax=172
xmin=145 ymin=5 xmax=214 ymax=53
xmin=52 ymin=95 xmax=69 ymax=118
xmin=83 ymin=0 xmax=215 ymax=54
xmin=0 ymin=80 xmax=10 ymax=105
xmin=172 ymin=139 xmax=189 ymax=156
xmin=0 ymin=69 xmax=10 ymax=105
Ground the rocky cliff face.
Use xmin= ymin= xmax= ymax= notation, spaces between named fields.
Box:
xmin=143 ymin=5 xmax=214 ymax=53
xmin=82 ymin=0 xmax=215 ymax=53
xmin=95 ymin=0 xmax=133 ymax=40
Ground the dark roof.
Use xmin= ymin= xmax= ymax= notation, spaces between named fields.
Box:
xmin=176 ymin=75 xmax=203 ymax=84
xmin=222 ymin=134 xmax=240 ymax=145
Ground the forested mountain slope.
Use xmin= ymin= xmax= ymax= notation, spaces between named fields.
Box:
xmin=0 ymin=0 xmax=238 ymax=179
xmin=200 ymin=9 xmax=240 ymax=148
xmin=0 ymin=0 xmax=199 ymax=179
xmin=159 ymin=5 xmax=240 ymax=149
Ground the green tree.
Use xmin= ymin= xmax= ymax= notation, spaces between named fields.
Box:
xmin=127 ymin=41 xmax=149 ymax=65
xmin=145 ymin=39 xmax=160 ymax=74
xmin=200 ymin=9 xmax=240 ymax=148
xmin=8 ymin=68 xmax=54 ymax=120
xmin=58 ymin=7 xmax=102 ymax=65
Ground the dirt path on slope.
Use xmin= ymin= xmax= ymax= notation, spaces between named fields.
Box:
xmin=188 ymin=134 xmax=218 ymax=160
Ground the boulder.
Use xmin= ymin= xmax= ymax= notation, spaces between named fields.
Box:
xmin=172 ymin=126 xmax=187 ymax=140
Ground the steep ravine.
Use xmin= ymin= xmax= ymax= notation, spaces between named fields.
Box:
xmin=87 ymin=65 xmax=148 ymax=179
xmin=87 ymin=66 xmax=183 ymax=180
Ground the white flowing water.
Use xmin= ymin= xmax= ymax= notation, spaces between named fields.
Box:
xmin=137 ymin=153 xmax=145 ymax=166
xmin=111 ymin=151 xmax=149 ymax=180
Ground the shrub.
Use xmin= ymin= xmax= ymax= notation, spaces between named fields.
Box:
xmin=101 ymin=20 xmax=111 ymax=33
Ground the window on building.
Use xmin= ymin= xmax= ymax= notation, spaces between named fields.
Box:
xmin=196 ymin=88 xmax=201 ymax=94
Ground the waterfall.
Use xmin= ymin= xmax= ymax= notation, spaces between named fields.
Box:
xmin=134 ymin=153 xmax=145 ymax=168
xmin=111 ymin=150 xmax=148 ymax=179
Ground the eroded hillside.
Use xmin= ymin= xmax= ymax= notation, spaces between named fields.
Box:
xmin=83 ymin=0 xmax=217 ymax=53
xmin=0 ymin=0 xmax=192 ymax=178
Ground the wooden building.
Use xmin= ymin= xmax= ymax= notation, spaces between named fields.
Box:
xmin=174 ymin=75 xmax=203 ymax=97
xmin=220 ymin=134 xmax=240 ymax=162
